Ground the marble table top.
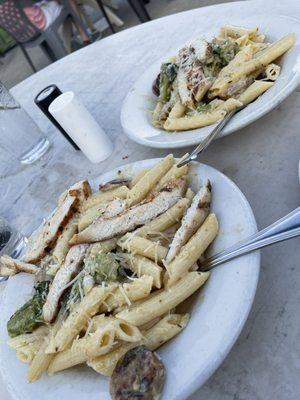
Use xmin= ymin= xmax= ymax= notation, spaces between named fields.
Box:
xmin=1 ymin=1 xmax=300 ymax=399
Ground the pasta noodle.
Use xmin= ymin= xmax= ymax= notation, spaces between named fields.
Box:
xmin=115 ymin=271 xmax=209 ymax=326
xmin=48 ymin=285 xmax=117 ymax=353
xmin=88 ymin=313 xmax=189 ymax=376
xmin=82 ymin=186 xmax=129 ymax=211
xmin=48 ymin=325 xmax=116 ymax=374
xmin=5 ymin=156 xmax=222 ymax=386
xmin=98 ymin=275 xmax=153 ymax=313
xmin=152 ymin=26 xmax=294 ymax=132
xmin=164 ymin=109 xmax=226 ymax=131
xmin=210 ymin=34 xmax=295 ymax=98
xmin=238 ymin=80 xmax=274 ymax=105
xmin=118 ymin=234 xmax=168 ymax=263
xmin=27 ymin=317 xmax=63 ymax=383
xmin=122 ymin=254 xmax=163 ymax=289
xmin=154 ymin=159 xmax=188 ymax=192
xmin=126 ymin=155 xmax=174 ymax=206
xmin=165 ymin=213 xmax=218 ymax=286
xmin=129 ymin=168 xmax=150 ymax=189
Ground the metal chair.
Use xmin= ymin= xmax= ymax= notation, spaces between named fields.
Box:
xmin=0 ymin=0 xmax=89 ymax=72
xmin=127 ymin=0 xmax=151 ymax=23
xmin=94 ymin=0 xmax=151 ymax=31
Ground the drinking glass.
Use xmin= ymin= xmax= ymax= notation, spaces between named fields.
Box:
xmin=0 ymin=216 xmax=26 ymax=281
xmin=0 ymin=82 xmax=51 ymax=165
xmin=0 ymin=217 xmax=26 ymax=258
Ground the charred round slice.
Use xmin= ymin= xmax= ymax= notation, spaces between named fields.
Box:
xmin=110 ymin=345 xmax=165 ymax=400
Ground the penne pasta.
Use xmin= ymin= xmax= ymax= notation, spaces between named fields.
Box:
xmin=91 ymin=316 xmax=142 ymax=343
xmin=122 ymin=254 xmax=163 ymax=289
xmin=154 ymin=159 xmax=188 ymax=192
xmin=48 ymin=325 xmax=116 ymax=374
xmin=164 ymin=110 xmax=226 ymax=131
xmin=118 ymin=234 xmax=168 ymax=263
xmin=238 ymin=80 xmax=274 ymax=105
xmin=78 ymin=203 xmax=108 ymax=231
xmin=129 ymin=168 xmax=150 ymax=189
xmin=220 ymin=25 xmax=258 ymax=39
xmin=98 ymin=275 xmax=153 ymax=313
xmin=81 ymin=186 xmax=129 ymax=211
xmin=27 ymin=317 xmax=63 ymax=383
xmin=48 ymin=285 xmax=117 ymax=353
xmin=126 ymin=155 xmax=174 ymax=206
xmin=88 ymin=239 xmax=118 ymax=255
xmin=264 ymin=63 xmax=281 ymax=81
xmin=88 ymin=313 xmax=189 ymax=376
xmin=210 ymin=34 xmax=295 ymax=99
xmin=115 ymin=271 xmax=209 ymax=326
xmin=168 ymin=101 xmax=186 ymax=119
xmin=165 ymin=213 xmax=218 ymax=286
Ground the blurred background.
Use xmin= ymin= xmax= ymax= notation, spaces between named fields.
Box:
xmin=0 ymin=0 xmax=238 ymax=88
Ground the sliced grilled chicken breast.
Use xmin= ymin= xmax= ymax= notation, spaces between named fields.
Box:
xmin=166 ymin=180 xmax=211 ymax=263
xmin=70 ymin=179 xmax=186 ymax=245
xmin=42 ymin=244 xmax=88 ymax=323
xmin=23 ymin=181 xmax=90 ymax=264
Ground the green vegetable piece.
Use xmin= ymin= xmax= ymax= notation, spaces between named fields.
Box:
xmin=212 ymin=40 xmax=239 ymax=67
xmin=7 ymin=281 xmax=49 ymax=338
xmin=85 ymin=252 xmax=120 ymax=284
xmin=196 ymin=103 xmax=212 ymax=113
xmin=159 ymin=63 xmax=178 ymax=103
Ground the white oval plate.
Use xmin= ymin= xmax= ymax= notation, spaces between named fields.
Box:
xmin=0 ymin=159 xmax=260 ymax=400
xmin=121 ymin=14 xmax=300 ymax=148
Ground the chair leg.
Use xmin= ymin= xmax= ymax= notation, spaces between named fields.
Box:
xmin=127 ymin=0 xmax=151 ymax=22
xmin=40 ymin=41 xmax=58 ymax=62
xmin=64 ymin=0 xmax=91 ymax=42
xmin=19 ymin=44 xmax=36 ymax=72
xmin=42 ymin=30 xmax=68 ymax=59
xmin=95 ymin=0 xmax=116 ymax=33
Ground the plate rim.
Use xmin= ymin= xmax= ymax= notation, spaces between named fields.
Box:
xmin=0 ymin=159 xmax=260 ymax=400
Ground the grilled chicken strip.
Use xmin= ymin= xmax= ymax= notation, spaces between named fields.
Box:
xmin=43 ymin=244 xmax=88 ymax=323
xmin=166 ymin=180 xmax=211 ymax=263
xmin=70 ymin=179 xmax=186 ymax=245
xmin=23 ymin=180 xmax=91 ymax=264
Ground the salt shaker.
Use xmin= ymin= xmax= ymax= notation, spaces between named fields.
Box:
xmin=48 ymin=92 xmax=113 ymax=163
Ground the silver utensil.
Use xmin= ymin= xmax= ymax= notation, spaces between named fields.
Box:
xmin=177 ymin=105 xmax=245 ymax=168
xmin=201 ymin=207 xmax=300 ymax=271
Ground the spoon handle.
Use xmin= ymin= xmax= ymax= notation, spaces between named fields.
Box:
xmin=201 ymin=207 xmax=300 ymax=271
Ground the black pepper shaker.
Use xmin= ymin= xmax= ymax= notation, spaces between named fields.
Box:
xmin=34 ymin=85 xmax=80 ymax=150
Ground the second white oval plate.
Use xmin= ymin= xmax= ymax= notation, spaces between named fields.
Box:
xmin=121 ymin=14 xmax=300 ymax=148
xmin=0 ymin=159 xmax=259 ymax=400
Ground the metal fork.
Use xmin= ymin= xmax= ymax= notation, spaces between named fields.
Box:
xmin=200 ymin=207 xmax=300 ymax=271
xmin=177 ymin=105 xmax=246 ymax=168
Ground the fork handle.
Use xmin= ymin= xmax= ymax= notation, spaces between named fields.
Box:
xmin=201 ymin=207 xmax=300 ymax=271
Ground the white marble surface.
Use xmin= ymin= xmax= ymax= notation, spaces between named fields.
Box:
xmin=1 ymin=1 xmax=300 ymax=399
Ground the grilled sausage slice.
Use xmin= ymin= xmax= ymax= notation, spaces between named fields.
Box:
xmin=110 ymin=345 xmax=165 ymax=400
